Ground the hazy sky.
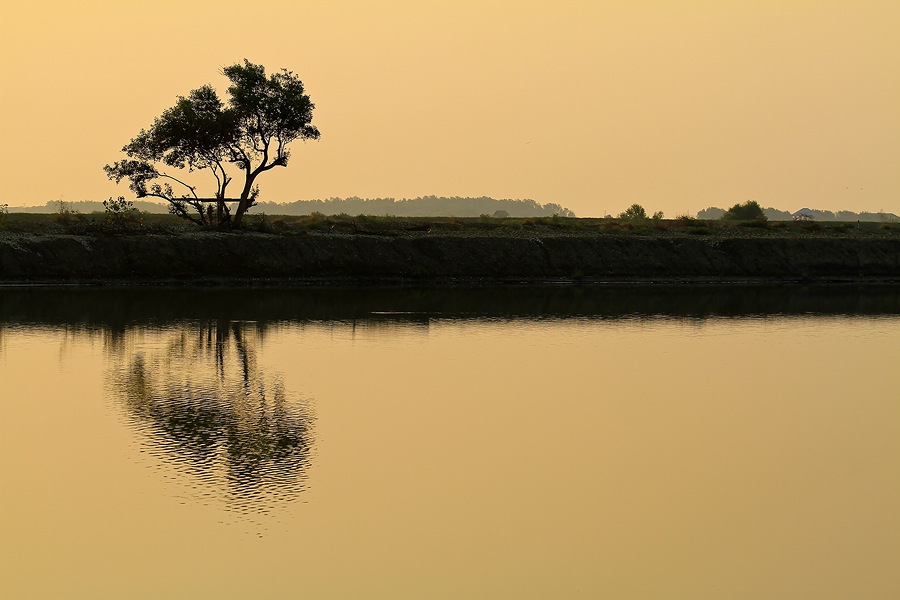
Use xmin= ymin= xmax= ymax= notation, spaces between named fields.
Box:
xmin=1 ymin=1 xmax=897 ymax=217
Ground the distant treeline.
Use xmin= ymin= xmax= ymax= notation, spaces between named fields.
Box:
xmin=697 ymin=206 xmax=899 ymax=222
xmin=9 ymin=200 xmax=172 ymax=214
xmin=10 ymin=199 xmax=896 ymax=221
xmin=254 ymin=196 xmax=577 ymax=217
xmin=9 ymin=196 xmax=576 ymax=218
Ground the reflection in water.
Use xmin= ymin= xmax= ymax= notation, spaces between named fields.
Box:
xmin=1 ymin=288 xmax=899 ymax=599
xmin=110 ymin=321 xmax=314 ymax=513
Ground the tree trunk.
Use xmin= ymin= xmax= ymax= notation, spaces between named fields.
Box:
xmin=233 ymin=197 xmax=249 ymax=228
xmin=232 ymin=173 xmax=258 ymax=228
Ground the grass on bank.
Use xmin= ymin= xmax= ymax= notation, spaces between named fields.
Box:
xmin=0 ymin=207 xmax=897 ymax=237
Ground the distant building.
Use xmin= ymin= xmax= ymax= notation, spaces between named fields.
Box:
xmin=792 ymin=208 xmax=816 ymax=221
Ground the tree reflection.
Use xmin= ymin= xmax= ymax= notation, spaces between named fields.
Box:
xmin=112 ymin=321 xmax=314 ymax=510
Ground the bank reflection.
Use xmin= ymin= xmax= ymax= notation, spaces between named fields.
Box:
xmin=112 ymin=321 xmax=314 ymax=512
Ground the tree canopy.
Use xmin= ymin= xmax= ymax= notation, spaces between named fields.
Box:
xmin=105 ymin=60 xmax=320 ymax=227
xmin=722 ymin=200 xmax=766 ymax=221
xmin=618 ymin=203 xmax=647 ymax=219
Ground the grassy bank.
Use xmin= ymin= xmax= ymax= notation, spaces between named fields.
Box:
xmin=2 ymin=210 xmax=899 ymax=238
xmin=1 ymin=214 xmax=898 ymax=283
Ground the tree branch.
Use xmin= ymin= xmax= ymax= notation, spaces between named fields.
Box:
xmin=156 ymin=172 xmax=199 ymax=199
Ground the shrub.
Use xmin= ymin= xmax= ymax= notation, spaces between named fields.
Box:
xmin=102 ymin=196 xmax=140 ymax=227
xmin=53 ymin=199 xmax=80 ymax=224
xmin=301 ymin=211 xmax=329 ymax=230
xmin=675 ymin=214 xmax=698 ymax=224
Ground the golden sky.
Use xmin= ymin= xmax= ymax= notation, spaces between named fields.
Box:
xmin=1 ymin=0 xmax=897 ymax=216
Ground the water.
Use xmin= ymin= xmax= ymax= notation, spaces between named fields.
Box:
xmin=1 ymin=286 xmax=898 ymax=599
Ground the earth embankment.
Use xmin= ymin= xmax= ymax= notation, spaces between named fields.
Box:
xmin=1 ymin=232 xmax=898 ymax=283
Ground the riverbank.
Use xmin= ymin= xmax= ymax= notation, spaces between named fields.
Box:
xmin=1 ymin=227 xmax=898 ymax=284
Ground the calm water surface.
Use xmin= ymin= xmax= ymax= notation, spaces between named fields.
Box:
xmin=1 ymin=286 xmax=898 ymax=599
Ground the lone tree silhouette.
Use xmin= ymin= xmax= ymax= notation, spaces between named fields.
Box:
xmin=105 ymin=60 xmax=320 ymax=228
xmin=618 ymin=203 xmax=647 ymax=219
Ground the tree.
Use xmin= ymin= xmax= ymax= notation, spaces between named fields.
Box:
xmin=697 ymin=207 xmax=725 ymax=220
xmin=543 ymin=203 xmax=577 ymax=218
xmin=618 ymin=203 xmax=647 ymax=219
xmin=105 ymin=60 xmax=320 ymax=228
xmin=722 ymin=200 xmax=766 ymax=221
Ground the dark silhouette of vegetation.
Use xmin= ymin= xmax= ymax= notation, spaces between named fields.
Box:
xmin=51 ymin=199 xmax=80 ymax=225
xmin=695 ymin=205 xmax=897 ymax=222
xmin=722 ymin=200 xmax=766 ymax=221
xmin=619 ymin=203 xmax=647 ymax=219
xmin=5 ymin=196 xmax=576 ymax=218
xmin=790 ymin=207 xmax=898 ymax=223
xmin=102 ymin=196 xmax=138 ymax=223
xmin=105 ymin=59 xmax=320 ymax=228
xmin=4 ymin=209 xmax=900 ymax=239
xmin=255 ymin=196 xmax=576 ymax=218
xmin=103 ymin=196 xmax=134 ymax=214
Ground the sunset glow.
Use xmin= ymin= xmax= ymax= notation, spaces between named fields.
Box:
xmin=1 ymin=1 xmax=897 ymax=216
